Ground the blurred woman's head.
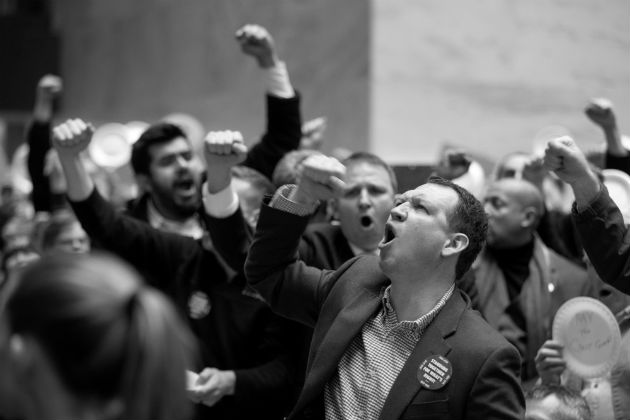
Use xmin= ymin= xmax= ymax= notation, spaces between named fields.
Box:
xmin=41 ymin=210 xmax=90 ymax=254
xmin=0 ymin=253 xmax=195 ymax=420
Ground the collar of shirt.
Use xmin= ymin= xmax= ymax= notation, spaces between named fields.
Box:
xmin=348 ymin=241 xmax=379 ymax=257
xmin=147 ymin=199 xmax=204 ymax=239
xmin=381 ymin=283 xmax=455 ymax=341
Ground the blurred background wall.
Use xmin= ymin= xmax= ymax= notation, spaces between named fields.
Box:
xmin=0 ymin=0 xmax=628 ymax=168
xmin=372 ymin=0 xmax=630 ymax=164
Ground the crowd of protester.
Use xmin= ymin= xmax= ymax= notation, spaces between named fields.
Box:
xmin=0 ymin=23 xmax=629 ymax=420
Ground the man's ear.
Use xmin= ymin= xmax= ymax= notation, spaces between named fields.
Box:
xmin=135 ymin=174 xmax=152 ymax=194
xmin=441 ymin=233 xmax=469 ymax=257
xmin=328 ymin=198 xmax=339 ymax=221
xmin=9 ymin=334 xmax=34 ymax=369
xmin=520 ymin=206 xmax=538 ymax=229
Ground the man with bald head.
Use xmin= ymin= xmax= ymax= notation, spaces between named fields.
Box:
xmin=472 ymin=178 xmax=594 ymax=384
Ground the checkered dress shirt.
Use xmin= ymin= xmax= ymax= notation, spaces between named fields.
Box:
xmin=323 ymin=284 xmax=454 ymax=420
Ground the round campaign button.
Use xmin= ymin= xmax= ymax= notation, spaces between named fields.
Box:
xmin=417 ymin=355 xmax=452 ymax=390
xmin=188 ymin=291 xmax=212 ymax=319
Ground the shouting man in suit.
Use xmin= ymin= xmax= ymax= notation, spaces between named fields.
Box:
xmin=241 ymin=155 xmax=525 ymax=419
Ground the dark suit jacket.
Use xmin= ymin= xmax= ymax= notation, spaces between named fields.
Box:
xmin=245 ymin=204 xmax=525 ymax=420
xmin=574 ymin=185 xmax=630 ymax=295
xmin=300 ymin=222 xmax=355 ymax=269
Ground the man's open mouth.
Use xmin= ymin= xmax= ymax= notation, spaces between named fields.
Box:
xmin=382 ymin=223 xmax=396 ymax=244
xmin=360 ymin=215 xmax=374 ymax=229
xmin=174 ymin=179 xmax=196 ymax=194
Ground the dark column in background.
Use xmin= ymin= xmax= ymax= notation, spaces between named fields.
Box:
xmin=0 ymin=0 xmax=59 ymax=158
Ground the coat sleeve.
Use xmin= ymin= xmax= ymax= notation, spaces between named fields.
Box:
xmin=70 ymin=189 xmax=201 ymax=291
xmin=26 ymin=121 xmax=52 ymax=213
xmin=242 ymin=94 xmax=302 ymax=180
xmin=245 ymin=203 xmax=341 ymax=327
xmin=605 ymin=151 xmax=630 ymax=175
xmin=573 ymin=185 xmax=630 ymax=295
xmin=204 ymin=206 xmax=252 ymax=273
xmin=465 ymin=344 xmax=525 ymax=419
xmin=232 ymin=315 xmax=305 ymax=409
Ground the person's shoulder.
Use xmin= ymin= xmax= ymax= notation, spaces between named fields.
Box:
xmin=329 ymin=255 xmax=387 ymax=292
xmin=124 ymin=194 xmax=150 ymax=221
xmin=456 ymin=307 xmax=519 ymax=354
xmin=305 ymin=222 xmax=342 ymax=237
xmin=303 ymin=222 xmax=346 ymax=250
xmin=546 ymin=246 xmax=588 ymax=278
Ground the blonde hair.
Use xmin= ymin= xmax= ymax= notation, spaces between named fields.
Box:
xmin=7 ymin=252 xmax=195 ymax=420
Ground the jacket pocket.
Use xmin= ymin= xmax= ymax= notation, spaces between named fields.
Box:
xmin=400 ymin=399 xmax=449 ymax=420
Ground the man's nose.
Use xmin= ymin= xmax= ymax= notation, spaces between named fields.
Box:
xmin=483 ymin=202 xmax=494 ymax=216
xmin=72 ymin=239 xmax=85 ymax=252
xmin=175 ymin=155 xmax=190 ymax=168
xmin=358 ymin=188 xmax=371 ymax=209
xmin=390 ymin=204 xmax=406 ymax=221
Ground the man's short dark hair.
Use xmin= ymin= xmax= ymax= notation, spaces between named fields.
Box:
xmin=526 ymin=384 xmax=592 ymax=420
xmin=231 ymin=165 xmax=275 ymax=196
xmin=342 ymin=152 xmax=398 ymax=193
xmin=427 ymin=176 xmax=487 ymax=280
xmin=131 ymin=123 xmax=188 ymax=176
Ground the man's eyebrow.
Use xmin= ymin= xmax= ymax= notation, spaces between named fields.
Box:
xmin=411 ymin=195 xmax=436 ymax=210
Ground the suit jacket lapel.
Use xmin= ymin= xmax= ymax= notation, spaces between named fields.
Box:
xmin=334 ymin=229 xmax=355 ymax=266
xmin=379 ymin=291 xmax=467 ymax=420
xmin=295 ymin=285 xmax=382 ymax=412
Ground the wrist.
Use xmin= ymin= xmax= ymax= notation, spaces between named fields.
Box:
xmin=225 ymin=371 xmax=236 ymax=395
xmin=604 ymin=127 xmax=627 ymax=155
xmin=33 ymin=102 xmax=53 ymax=122
xmin=205 ymin=171 xmax=231 ymax=194
xmin=57 ymin=153 xmax=82 ymax=164
xmin=257 ymin=54 xmax=279 ymax=69
xmin=572 ymin=171 xmax=601 ymax=209
xmin=289 ymin=186 xmax=318 ymax=207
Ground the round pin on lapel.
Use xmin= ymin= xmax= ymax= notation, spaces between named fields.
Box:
xmin=188 ymin=291 xmax=211 ymax=319
xmin=417 ymin=355 xmax=452 ymax=390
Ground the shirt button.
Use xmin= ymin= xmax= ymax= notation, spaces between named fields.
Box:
xmin=357 ymin=409 xmax=365 ymax=418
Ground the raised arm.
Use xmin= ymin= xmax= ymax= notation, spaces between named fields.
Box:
xmin=202 ymin=130 xmax=251 ymax=271
xmin=51 ymin=119 xmax=95 ymax=201
xmin=235 ymin=24 xmax=302 ymax=179
xmin=585 ymin=98 xmax=629 ymax=173
xmin=27 ymin=74 xmax=62 ymax=213
xmin=244 ymin=155 xmax=347 ymax=326
xmin=194 ymin=131 xmax=302 ymax=411
xmin=544 ymin=136 xmax=630 ymax=294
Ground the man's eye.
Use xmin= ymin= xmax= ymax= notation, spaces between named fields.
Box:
xmin=368 ymin=186 xmax=386 ymax=195
xmin=490 ymin=198 xmax=504 ymax=208
xmin=413 ymin=202 xmax=427 ymax=212
xmin=343 ymin=187 xmax=360 ymax=198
